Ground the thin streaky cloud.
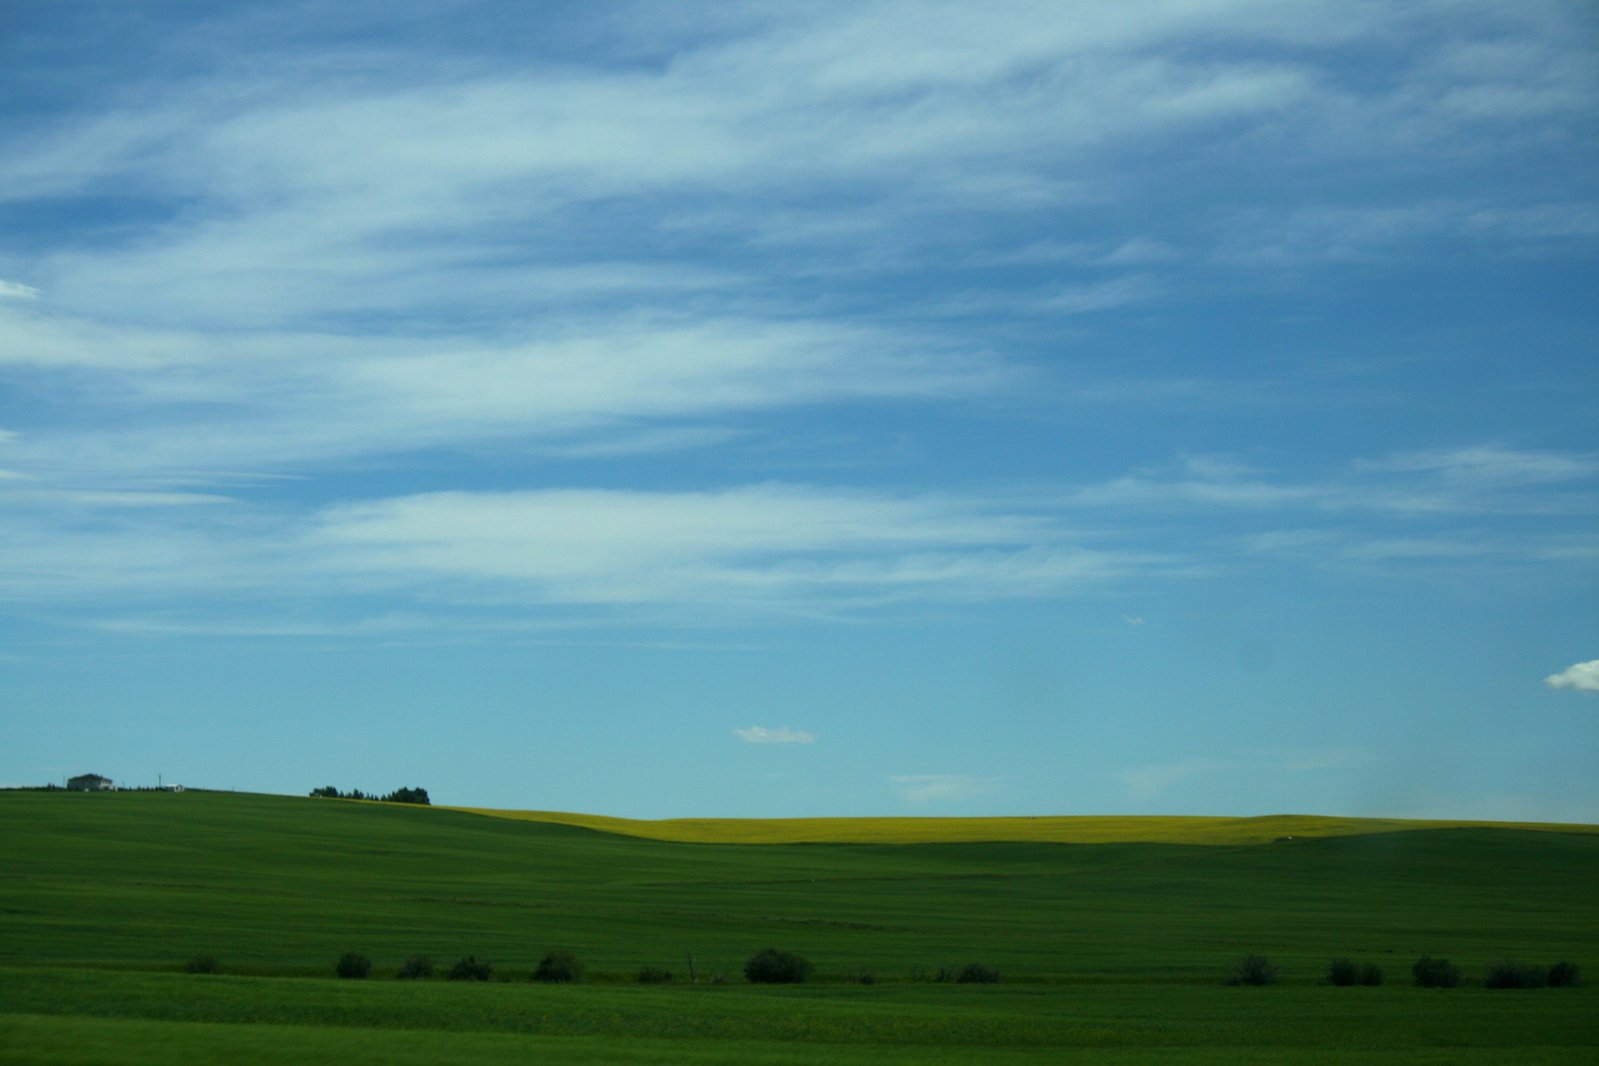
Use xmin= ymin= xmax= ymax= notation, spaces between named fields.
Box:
xmin=891 ymin=774 xmax=1003 ymax=805
xmin=734 ymin=726 xmax=815 ymax=745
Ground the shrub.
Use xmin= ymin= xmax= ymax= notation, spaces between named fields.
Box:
xmin=744 ymin=947 xmax=814 ymax=984
xmin=1412 ymin=956 xmax=1462 ymax=988
xmin=397 ymin=955 xmax=434 ymax=980
xmin=186 ymin=955 xmax=221 ymax=975
xmin=847 ymin=967 xmax=876 ymax=985
xmin=1226 ymin=954 xmax=1279 ymax=986
xmin=448 ymin=955 xmax=493 ymax=981
xmin=534 ymin=949 xmax=583 ymax=983
xmin=1330 ymin=958 xmax=1384 ymax=985
xmin=335 ymin=951 xmax=372 ymax=979
xmin=955 ymin=962 xmax=1002 ymax=985
xmin=1547 ymin=961 xmax=1580 ymax=988
xmin=1484 ymin=960 xmax=1547 ymax=989
xmin=636 ymin=966 xmax=673 ymax=984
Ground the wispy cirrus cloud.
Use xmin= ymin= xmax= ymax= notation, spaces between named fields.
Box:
xmin=1118 ymin=748 xmax=1369 ymax=803
xmin=1067 ymin=447 xmax=1599 ymax=518
xmin=734 ymin=726 xmax=815 ymax=745
xmin=891 ymin=774 xmax=1003 ymax=805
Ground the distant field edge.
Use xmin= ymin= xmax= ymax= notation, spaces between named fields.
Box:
xmin=436 ymin=809 xmax=1599 ymax=845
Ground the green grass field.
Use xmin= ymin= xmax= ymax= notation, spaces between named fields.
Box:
xmin=2 ymin=790 xmax=1595 ymax=1063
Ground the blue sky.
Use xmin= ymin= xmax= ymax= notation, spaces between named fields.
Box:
xmin=2 ymin=1 xmax=1596 ymax=820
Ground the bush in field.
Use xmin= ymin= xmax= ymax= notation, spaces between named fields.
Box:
xmin=1547 ymin=961 xmax=1580 ymax=988
xmin=1329 ymin=958 xmax=1383 ymax=986
xmin=397 ymin=955 xmax=433 ymax=980
xmin=448 ymin=955 xmax=493 ymax=981
xmin=955 ymin=962 xmax=1002 ymax=984
xmin=1484 ymin=960 xmax=1547 ymax=989
xmin=744 ymin=947 xmax=814 ymax=984
xmin=847 ymin=967 xmax=876 ymax=985
xmin=1327 ymin=958 xmax=1358 ymax=986
xmin=636 ymin=966 xmax=673 ymax=984
xmin=1412 ymin=956 xmax=1462 ymax=988
xmin=1226 ymin=954 xmax=1279 ymax=986
xmin=186 ymin=955 xmax=221 ymax=975
xmin=533 ymin=949 xmax=583 ymax=983
xmin=335 ymin=951 xmax=372 ymax=979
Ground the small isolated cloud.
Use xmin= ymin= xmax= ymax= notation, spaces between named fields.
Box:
xmin=0 ymin=280 xmax=40 ymax=300
xmin=1118 ymin=758 xmax=1226 ymax=801
xmin=1546 ymin=660 xmax=1599 ymax=695
xmin=891 ymin=774 xmax=1002 ymax=805
xmin=734 ymin=725 xmax=815 ymax=744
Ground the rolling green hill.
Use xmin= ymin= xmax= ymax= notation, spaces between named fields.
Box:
xmin=3 ymin=790 xmax=1596 ymax=1063
xmin=449 ymin=805 xmax=1599 ymax=845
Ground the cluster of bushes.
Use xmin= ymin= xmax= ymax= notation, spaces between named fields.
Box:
xmin=744 ymin=947 xmax=814 ymax=984
xmin=189 ymin=945 xmax=1579 ymax=989
xmin=1327 ymin=958 xmax=1384 ymax=986
xmin=1226 ymin=954 xmax=1280 ymax=986
xmin=308 ymin=786 xmax=430 ymax=805
xmin=1411 ymin=955 xmax=1579 ymax=989
xmin=1483 ymin=959 xmax=1580 ymax=989
xmin=1411 ymin=955 xmax=1462 ymax=988
xmin=449 ymin=955 xmax=494 ymax=981
xmin=325 ymin=951 xmax=587 ymax=982
xmin=310 ymin=947 xmax=995 ymax=986
xmin=1218 ymin=954 xmax=1580 ymax=989
xmin=931 ymin=962 xmax=1003 ymax=984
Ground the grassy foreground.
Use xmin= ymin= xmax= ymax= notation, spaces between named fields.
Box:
xmin=2 ymin=790 xmax=1595 ymax=1063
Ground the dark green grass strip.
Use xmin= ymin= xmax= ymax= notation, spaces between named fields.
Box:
xmin=3 ymin=968 xmax=1596 ymax=1052
xmin=4 ymin=1013 xmax=1592 ymax=1066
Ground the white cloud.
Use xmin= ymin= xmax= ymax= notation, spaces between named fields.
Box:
xmin=0 ymin=311 xmax=1008 ymax=480
xmin=1546 ymin=660 xmax=1599 ymax=695
xmin=734 ymin=726 xmax=815 ymax=745
xmin=1366 ymin=445 xmax=1599 ymax=486
xmin=304 ymin=484 xmax=1135 ymax=612
xmin=0 ymin=479 xmax=1160 ymax=620
xmin=891 ymin=773 xmax=1002 ymax=805
xmin=1067 ymin=445 xmax=1599 ymax=520
xmin=0 ymin=280 xmax=40 ymax=300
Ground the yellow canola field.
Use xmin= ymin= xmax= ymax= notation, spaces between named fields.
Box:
xmin=443 ymin=808 xmax=1599 ymax=846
